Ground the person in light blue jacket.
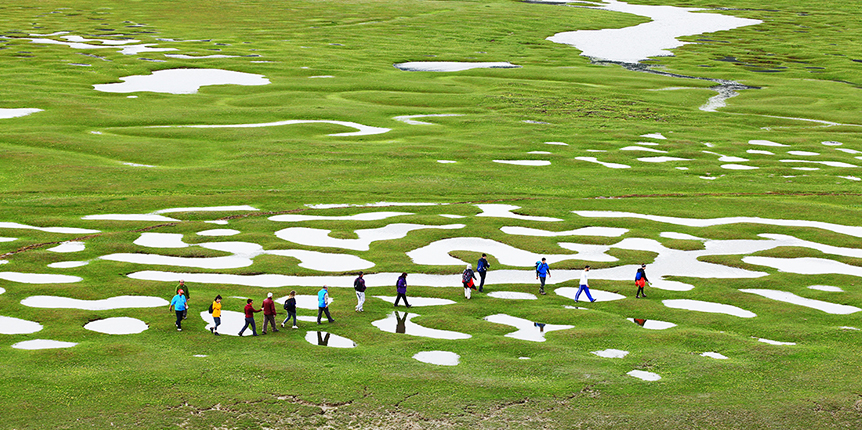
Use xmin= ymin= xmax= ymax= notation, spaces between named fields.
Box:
xmin=317 ymin=285 xmax=335 ymax=324
xmin=169 ymin=289 xmax=187 ymax=331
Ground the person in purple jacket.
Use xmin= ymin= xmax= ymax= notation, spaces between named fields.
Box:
xmin=393 ymin=272 xmax=411 ymax=307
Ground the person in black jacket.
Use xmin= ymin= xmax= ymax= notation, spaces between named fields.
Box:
xmin=635 ymin=264 xmax=650 ymax=298
xmin=354 ymin=272 xmax=367 ymax=312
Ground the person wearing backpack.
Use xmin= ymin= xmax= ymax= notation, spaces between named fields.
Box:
xmin=476 ymin=254 xmax=490 ymax=292
xmin=535 ymin=258 xmax=550 ymax=295
xmin=635 ymin=263 xmax=650 ymax=298
xmin=462 ymin=264 xmax=477 ymax=299
xmin=354 ymin=272 xmax=367 ymax=312
xmin=281 ymin=291 xmax=298 ymax=329
xmin=208 ymin=295 xmax=222 ymax=335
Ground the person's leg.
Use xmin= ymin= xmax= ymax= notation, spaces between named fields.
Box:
xmin=394 ymin=294 xmax=403 ymax=306
xmin=213 ymin=316 xmax=221 ymax=334
xmin=539 ymin=277 xmax=546 ymax=294
xmin=269 ymin=315 xmax=278 ymax=332
xmin=261 ymin=315 xmax=267 ymax=334
xmin=250 ymin=318 xmax=257 ymax=335
xmin=585 ymin=287 xmax=595 ymax=302
xmin=176 ymin=310 xmax=184 ymax=330
xmin=290 ymin=311 xmax=297 ymax=327
xmin=479 ymin=271 xmax=486 ymax=292
xmin=318 ymin=307 xmax=324 ymax=323
xmin=239 ymin=318 xmax=250 ymax=335
xmin=323 ymin=307 xmax=334 ymax=322
xmin=355 ymin=291 xmax=361 ymax=311
xmin=358 ymin=291 xmax=365 ymax=311
xmin=575 ymin=285 xmax=584 ymax=301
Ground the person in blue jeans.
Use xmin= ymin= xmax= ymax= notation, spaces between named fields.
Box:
xmin=169 ymin=289 xmax=187 ymax=331
xmin=535 ymin=258 xmax=550 ymax=295
xmin=281 ymin=290 xmax=298 ymax=329
xmin=575 ymin=265 xmax=596 ymax=303
xmin=476 ymin=254 xmax=490 ymax=292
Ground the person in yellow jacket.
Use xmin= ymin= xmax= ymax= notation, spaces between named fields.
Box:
xmin=210 ymin=295 xmax=222 ymax=335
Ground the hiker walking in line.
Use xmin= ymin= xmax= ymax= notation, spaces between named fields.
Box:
xmin=317 ymin=285 xmax=336 ymax=324
xmin=535 ymin=257 xmax=550 ymax=295
xmin=635 ymin=263 xmax=650 ymax=298
xmin=176 ymin=280 xmax=190 ymax=320
xmin=476 ymin=254 xmax=490 ymax=292
xmin=282 ymin=291 xmax=298 ymax=329
xmin=463 ymin=264 xmax=477 ymax=299
xmin=261 ymin=292 xmax=279 ymax=334
xmin=209 ymin=295 xmax=222 ymax=335
xmin=354 ymin=271 xmax=367 ymax=312
xmin=393 ymin=273 xmax=411 ymax=307
xmin=575 ymin=265 xmax=596 ymax=303
xmin=239 ymin=298 xmax=262 ymax=336
xmin=169 ymin=288 xmax=188 ymax=331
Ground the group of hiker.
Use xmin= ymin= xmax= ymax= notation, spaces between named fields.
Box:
xmin=169 ymin=256 xmax=652 ymax=333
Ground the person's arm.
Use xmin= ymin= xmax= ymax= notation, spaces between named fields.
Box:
xmin=547 ymin=265 xmax=551 ymax=277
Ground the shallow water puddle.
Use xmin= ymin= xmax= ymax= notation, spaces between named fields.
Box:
xmin=48 ymin=241 xmax=85 ymax=253
xmin=663 ymin=299 xmax=756 ymax=318
xmin=621 ymin=146 xmax=667 ymax=153
xmin=0 ymin=315 xmax=42 ymax=334
xmin=476 ymin=204 xmax=562 ymax=222
xmin=641 ymin=133 xmax=667 ymax=140
xmin=149 ymin=119 xmax=390 ymax=137
xmin=83 ymin=214 xmax=179 ymax=222
xmin=808 ymin=285 xmax=843 ymax=292
xmin=0 ymin=222 xmax=99 ymax=234
xmin=94 ymin=68 xmax=269 ymax=94
xmin=638 ymin=156 xmax=691 ymax=163
xmin=556 ymin=287 xmax=625 ymax=302
xmin=487 ymin=291 xmax=537 ymax=300
xmin=372 ymin=311 xmax=471 ymax=339
xmin=787 ymin=151 xmax=820 ymax=156
xmin=135 ymin=233 xmax=188 ymax=248
xmin=739 ymin=289 xmax=860 ymax=315
xmin=407 ymin=237 xmax=616 ymax=266
xmin=701 ymin=352 xmax=729 ymax=359
xmin=21 ymin=295 xmax=168 ymax=310
xmin=780 ymin=159 xmax=857 ymax=168
xmin=47 ymin=261 xmax=89 ymax=269
xmin=592 ymin=349 xmax=629 ymax=358
xmin=749 ymin=140 xmax=789 ymax=147
xmin=500 ymin=226 xmax=628 ymax=237
xmin=757 ymin=338 xmax=795 ymax=346
xmin=627 ymin=318 xmax=676 ymax=330
xmin=721 ymin=164 xmax=759 ymax=170
xmin=84 ymin=317 xmax=148 ymax=335
xmin=200 ymin=310 xmax=259 ymax=336
xmin=742 ymin=256 xmax=862 ymax=278
xmin=574 ymin=157 xmax=631 ymax=169
xmin=394 ymin=62 xmax=521 ymax=72
xmin=627 ymin=370 xmax=661 ymax=381
xmin=413 ymin=351 xmax=460 ymax=366
xmin=276 ymin=223 xmax=464 ymax=251
xmin=305 ymin=331 xmax=356 ymax=348
xmin=393 ymin=114 xmax=463 ymax=125
xmin=0 ymin=272 xmax=82 ymax=284
xmin=270 ymin=211 xmax=412 ymax=222
xmin=373 ymin=296 xmax=456 ymax=306
xmin=0 ymin=108 xmax=42 ymax=119
xmin=660 ymin=232 xmax=704 ymax=240
xmin=197 ymin=229 xmax=240 ymax=237
xmin=492 ymin=160 xmax=551 ymax=166
xmin=12 ymin=339 xmax=77 ymax=350
xmin=483 ymin=314 xmax=573 ymax=342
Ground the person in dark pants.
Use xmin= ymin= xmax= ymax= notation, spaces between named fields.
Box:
xmin=169 ymin=289 xmax=187 ymax=331
xmin=239 ymin=298 xmax=262 ymax=336
xmin=281 ymin=290 xmax=298 ymax=329
xmin=261 ymin=292 xmax=279 ymax=334
xmin=210 ymin=295 xmax=222 ymax=335
xmin=463 ymin=264 xmax=477 ymax=299
xmin=176 ymin=280 xmax=190 ymax=320
xmin=393 ymin=273 xmax=411 ymax=307
xmin=317 ymin=285 xmax=335 ymax=324
xmin=635 ymin=263 xmax=650 ymax=298
xmin=476 ymin=254 xmax=490 ymax=292
xmin=535 ymin=258 xmax=550 ymax=295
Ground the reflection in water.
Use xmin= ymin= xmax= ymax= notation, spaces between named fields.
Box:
xmin=303 ymin=331 xmax=355 ymax=348
xmin=627 ymin=318 xmax=677 ymax=330
xmin=371 ymin=311 xmax=471 ymax=340
xmin=483 ymin=314 xmax=573 ymax=342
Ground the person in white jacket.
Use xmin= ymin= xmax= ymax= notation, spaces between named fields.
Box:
xmin=575 ymin=266 xmax=596 ymax=303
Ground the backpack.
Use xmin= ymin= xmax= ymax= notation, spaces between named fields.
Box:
xmin=535 ymin=261 xmax=541 ymax=270
xmin=208 ymin=303 xmax=214 ymax=314
xmin=284 ymin=300 xmax=290 ymax=310
xmin=462 ymin=271 xmax=471 ymax=283
xmin=635 ymin=271 xmax=643 ymax=281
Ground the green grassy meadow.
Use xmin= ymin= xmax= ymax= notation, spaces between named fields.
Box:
xmin=1 ymin=0 xmax=861 ymax=428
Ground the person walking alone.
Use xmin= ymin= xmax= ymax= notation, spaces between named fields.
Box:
xmin=354 ymin=271 xmax=367 ymax=312
xmin=393 ymin=273 xmax=411 ymax=307
xmin=575 ymin=265 xmax=596 ymax=303
xmin=635 ymin=263 xmax=650 ymax=298
xmin=317 ymin=285 xmax=335 ymax=324
xmin=261 ymin=292 xmax=279 ymax=334
xmin=535 ymin=258 xmax=550 ymax=295
xmin=169 ymin=288 xmax=187 ymax=331
xmin=210 ymin=295 xmax=222 ymax=335
xmin=463 ymin=264 xmax=477 ymax=299
xmin=239 ymin=298 xmax=262 ymax=336
xmin=476 ymin=254 xmax=490 ymax=292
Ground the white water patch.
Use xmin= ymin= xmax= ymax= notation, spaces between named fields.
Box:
xmin=305 ymin=202 xmax=446 ymax=209
xmin=555 ymin=287 xmax=625 ymax=302
xmin=780 ymin=159 xmax=857 ymax=168
xmin=638 ymin=156 xmax=691 ymax=163
xmin=394 ymin=62 xmax=521 ymax=72
xmin=12 ymin=339 xmax=77 ymax=350
xmin=836 ymin=148 xmax=861 ymax=154
xmin=739 ymin=289 xmax=860 ymax=315
xmin=305 ymin=331 xmax=356 ymax=348
xmin=703 ymin=151 xmax=748 ymax=163
xmin=476 ymin=204 xmax=562 ymax=222
xmin=413 ymin=351 xmax=460 ymax=366
xmin=840 ymin=176 xmax=861 ymax=181
xmin=701 ymin=352 xmax=729 ymax=359
xmin=0 ymin=315 xmax=43 ymax=334
xmin=492 ymin=160 xmax=551 ymax=166
xmin=193 ymin=355 xmax=208 ymax=358
xmin=149 ymin=119 xmax=390 ymax=137
xmin=407 ymin=237 xmax=616 ymax=266
xmin=501 ymin=226 xmax=628 ymax=237
xmin=574 ymin=157 xmax=631 ymax=169
xmin=0 ymin=108 xmax=43 ymax=119
xmin=94 ymin=69 xmax=269 ymax=94
xmin=275 ymin=223 xmax=464 ymax=251
xmin=122 ymin=162 xmax=156 ymax=168
xmin=757 ymin=338 xmax=795 ymax=346
xmin=269 ymin=211 xmax=411 ymax=222
xmin=393 ymin=114 xmax=463 ymax=125
xmin=822 ymin=141 xmax=843 ymax=146
xmin=700 ymin=176 xmax=719 ymax=180
xmin=437 ymin=160 xmax=457 ymax=164
xmin=47 ymin=261 xmax=89 ymax=269
xmin=788 ymin=151 xmax=820 ymax=156
xmin=373 ymin=296 xmax=456 ymax=306
xmin=528 ymin=151 xmax=552 ymax=155
xmin=197 ymin=229 xmax=240 ymax=237
xmin=808 ymin=285 xmax=843 ymax=293
xmin=592 ymin=349 xmax=629 ymax=358
xmin=308 ymin=75 xmax=334 ymax=79
xmin=586 ymin=149 xmax=607 ymax=152
xmin=164 ymin=54 xmax=245 ymax=59
xmin=749 ymin=140 xmax=789 ymax=147
xmin=627 ymin=318 xmax=676 ymax=330
xmin=660 ymin=232 xmax=704 ymax=240
xmin=627 ymin=370 xmax=661 ymax=381
xmin=621 ymin=146 xmax=667 ymax=153
xmin=100 ymin=251 xmax=255 ymax=269
xmin=841 ymin=326 xmax=859 ymax=331
xmin=274 ymin=295 xmax=321 ymax=310
xmin=721 ymin=164 xmax=759 ymax=170
xmin=792 ymin=167 xmax=819 ymax=171
xmin=48 ymin=241 xmax=85 ymax=253
xmin=0 ymin=237 xmax=15 ymax=243
xmin=747 ymin=149 xmax=775 ymax=155
xmin=663 ymin=299 xmax=756 ymax=318
xmin=21 ymin=295 xmax=168 ymax=310
xmin=637 ymin=141 xmax=661 ymax=146
xmin=743 ymin=256 xmax=862 ymax=278
xmin=206 ymin=220 xmax=230 ymax=225
xmin=82 ymin=214 xmax=178 ymax=222
xmin=487 ymin=291 xmax=538 ymax=300
xmin=0 ymin=272 xmax=81 ymax=284
xmin=84 ymin=317 xmax=148 ymax=335
xmin=545 ymin=141 xmax=569 ymax=146
xmin=154 ymin=206 xmax=259 ymax=214
xmin=268 ymin=250 xmax=375 ymax=271
xmin=641 ymin=133 xmax=667 ymax=140
xmin=200 ymin=310 xmax=257 ymax=336
xmin=0 ymin=222 xmax=99 ymax=234
xmin=440 ymin=214 xmax=466 ymax=219
xmin=372 ymin=311 xmax=471 ymax=339
xmin=134 ymin=233 xmax=188 ymax=248
xmin=484 ymin=314 xmax=573 ymax=342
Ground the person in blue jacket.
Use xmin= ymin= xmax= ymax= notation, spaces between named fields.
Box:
xmin=169 ymin=289 xmax=187 ymax=331
xmin=535 ymin=258 xmax=550 ymax=295
xmin=317 ymin=285 xmax=335 ymax=324
xmin=476 ymin=254 xmax=490 ymax=292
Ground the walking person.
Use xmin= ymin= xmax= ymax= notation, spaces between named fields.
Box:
xmin=261 ymin=292 xmax=279 ymax=334
xmin=176 ymin=280 xmax=190 ymax=320
xmin=317 ymin=285 xmax=336 ymax=324
xmin=354 ymin=271 xmax=367 ymax=312
xmin=209 ymin=295 xmax=222 ymax=335
xmin=462 ymin=264 xmax=477 ymax=299
xmin=393 ymin=272 xmax=411 ymax=307
xmin=476 ymin=254 xmax=490 ymax=292
xmin=169 ymin=288 xmax=187 ymax=331
xmin=281 ymin=290 xmax=298 ymax=329
xmin=535 ymin=257 xmax=550 ymax=295
xmin=238 ymin=298 xmax=262 ymax=336
xmin=575 ymin=265 xmax=596 ymax=303
xmin=635 ymin=263 xmax=650 ymax=298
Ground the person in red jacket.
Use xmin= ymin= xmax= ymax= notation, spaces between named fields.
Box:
xmin=239 ymin=298 xmax=262 ymax=336
xmin=261 ymin=292 xmax=279 ymax=334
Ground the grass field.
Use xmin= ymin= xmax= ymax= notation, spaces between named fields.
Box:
xmin=1 ymin=0 xmax=861 ymax=428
